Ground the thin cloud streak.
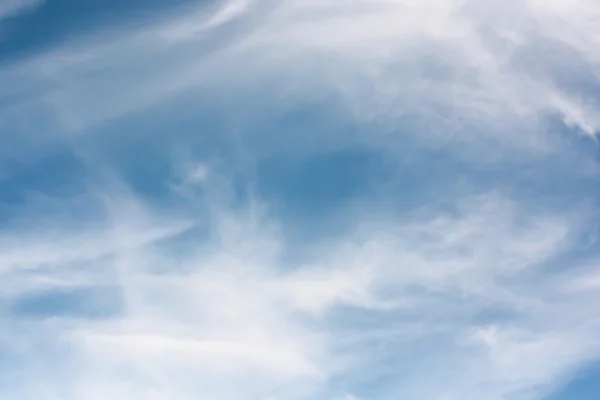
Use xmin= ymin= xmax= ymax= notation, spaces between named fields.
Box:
xmin=0 ymin=0 xmax=43 ymax=20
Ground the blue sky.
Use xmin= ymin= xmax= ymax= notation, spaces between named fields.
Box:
xmin=1 ymin=0 xmax=600 ymax=399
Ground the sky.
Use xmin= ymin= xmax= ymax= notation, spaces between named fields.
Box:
xmin=1 ymin=0 xmax=600 ymax=399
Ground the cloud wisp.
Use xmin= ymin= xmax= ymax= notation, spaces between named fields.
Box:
xmin=0 ymin=0 xmax=43 ymax=20
xmin=0 ymin=176 xmax=598 ymax=400
xmin=3 ymin=0 xmax=600 ymax=145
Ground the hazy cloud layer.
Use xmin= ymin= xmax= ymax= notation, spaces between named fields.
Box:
xmin=1 ymin=1 xmax=600 ymax=400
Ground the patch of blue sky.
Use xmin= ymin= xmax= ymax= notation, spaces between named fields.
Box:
xmin=0 ymin=0 xmax=208 ymax=63
xmin=10 ymin=284 xmax=123 ymax=319
xmin=547 ymin=364 xmax=600 ymax=400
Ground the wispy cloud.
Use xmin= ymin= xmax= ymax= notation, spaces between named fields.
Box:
xmin=0 ymin=0 xmax=43 ymax=20
xmin=2 ymin=0 xmax=598 ymax=158
xmin=1 ymin=1 xmax=600 ymax=400
xmin=0 ymin=174 xmax=597 ymax=399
